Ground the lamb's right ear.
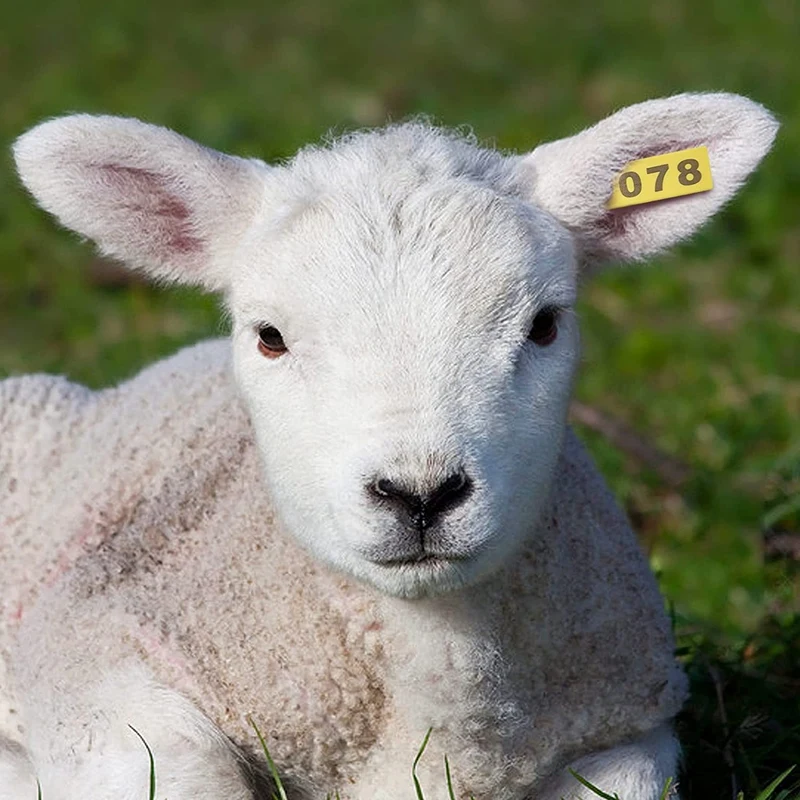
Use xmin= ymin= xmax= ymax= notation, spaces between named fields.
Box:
xmin=13 ymin=115 xmax=266 ymax=290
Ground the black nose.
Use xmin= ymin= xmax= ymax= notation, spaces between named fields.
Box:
xmin=367 ymin=470 xmax=472 ymax=529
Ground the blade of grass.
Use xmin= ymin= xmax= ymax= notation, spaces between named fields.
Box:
xmin=128 ymin=725 xmax=156 ymax=800
xmin=412 ymin=728 xmax=433 ymax=800
xmin=568 ymin=769 xmax=620 ymax=800
xmin=753 ymin=766 xmax=796 ymax=800
xmin=762 ymin=496 xmax=800 ymax=530
xmin=247 ymin=715 xmax=288 ymax=800
xmin=444 ymin=755 xmax=456 ymax=800
xmin=659 ymin=776 xmax=674 ymax=800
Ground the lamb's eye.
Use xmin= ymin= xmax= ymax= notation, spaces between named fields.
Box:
xmin=257 ymin=325 xmax=288 ymax=358
xmin=528 ymin=307 xmax=559 ymax=346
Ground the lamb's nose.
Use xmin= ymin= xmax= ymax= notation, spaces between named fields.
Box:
xmin=367 ymin=470 xmax=472 ymax=528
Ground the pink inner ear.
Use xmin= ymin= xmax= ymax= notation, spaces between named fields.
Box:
xmin=98 ymin=163 xmax=204 ymax=257
xmin=593 ymin=137 xmax=715 ymax=250
xmin=632 ymin=139 xmax=701 ymax=161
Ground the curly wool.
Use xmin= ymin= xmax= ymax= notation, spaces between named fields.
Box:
xmin=2 ymin=341 xmax=685 ymax=797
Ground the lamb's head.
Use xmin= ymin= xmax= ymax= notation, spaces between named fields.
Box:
xmin=13 ymin=94 xmax=777 ymax=597
xmin=224 ymin=134 xmax=581 ymax=598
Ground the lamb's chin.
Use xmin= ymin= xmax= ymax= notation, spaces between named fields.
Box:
xmin=345 ymin=553 xmax=482 ymax=599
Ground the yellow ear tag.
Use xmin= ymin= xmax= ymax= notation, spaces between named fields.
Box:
xmin=607 ymin=145 xmax=713 ymax=209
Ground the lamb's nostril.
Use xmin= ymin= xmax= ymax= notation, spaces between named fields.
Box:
xmin=368 ymin=478 xmax=422 ymax=512
xmin=425 ymin=469 xmax=471 ymax=517
xmin=367 ymin=469 xmax=472 ymax=528
xmin=372 ymin=478 xmax=398 ymax=498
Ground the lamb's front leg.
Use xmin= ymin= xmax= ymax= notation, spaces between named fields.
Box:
xmin=0 ymin=738 xmax=37 ymax=800
xmin=537 ymin=725 xmax=681 ymax=800
xmin=24 ymin=668 xmax=257 ymax=800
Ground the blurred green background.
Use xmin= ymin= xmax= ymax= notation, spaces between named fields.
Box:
xmin=1 ymin=0 xmax=798 ymax=795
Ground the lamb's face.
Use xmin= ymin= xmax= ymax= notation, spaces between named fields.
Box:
xmin=229 ymin=143 xmax=579 ymax=598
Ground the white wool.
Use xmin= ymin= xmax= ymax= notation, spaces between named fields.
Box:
xmin=1 ymin=93 xmax=777 ymax=800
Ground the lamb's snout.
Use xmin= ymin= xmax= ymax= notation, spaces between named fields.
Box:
xmin=366 ymin=468 xmax=472 ymax=532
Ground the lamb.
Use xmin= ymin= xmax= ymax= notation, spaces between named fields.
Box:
xmin=0 ymin=93 xmax=778 ymax=800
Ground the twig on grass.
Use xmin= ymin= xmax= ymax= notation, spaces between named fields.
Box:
xmin=763 ymin=532 xmax=800 ymax=560
xmin=569 ymin=401 xmax=691 ymax=488
xmin=708 ymin=664 xmax=740 ymax=800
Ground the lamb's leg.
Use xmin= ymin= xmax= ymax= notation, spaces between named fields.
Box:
xmin=24 ymin=668 xmax=256 ymax=800
xmin=537 ymin=725 xmax=681 ymax=800
xmin=0 ymin=737 xmax=37 ymax=800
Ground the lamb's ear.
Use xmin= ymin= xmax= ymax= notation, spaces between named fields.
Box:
xmin=521 ymin=93 xmax=778 ymax=270
xmin=13 ymin=115 xmax=266 ymax=290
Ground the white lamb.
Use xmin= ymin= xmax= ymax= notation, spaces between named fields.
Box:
xmin=0 ymin=93 xmax=777 ymax=800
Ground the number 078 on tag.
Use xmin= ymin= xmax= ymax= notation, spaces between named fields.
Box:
xmin=607 ymin=146 xmax=713 ymax=209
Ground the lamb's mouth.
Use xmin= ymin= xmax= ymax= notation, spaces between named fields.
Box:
xmin=360 ymin=545 xmax=483 ymax=595
xmin=380 ymin=555 xmax=445 ymax=567
xmin=368 ymin=550 xmax=471 ymax=569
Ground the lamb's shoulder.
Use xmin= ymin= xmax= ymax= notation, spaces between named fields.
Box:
xmin=2 ymin=338 xmax=238 ymax=514
xmin=501 ymin=428 xmax=688 ymax=748
xmin=3 ymin=338 xmax=242 ymax=603
xmin=1 ymin=371 xmax=96 ymax=503
xmin=5 ymin=338 xmax=249 ymax=651
xmin=2 ymin=372 xmax=97 ymax=634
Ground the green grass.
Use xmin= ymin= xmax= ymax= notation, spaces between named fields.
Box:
xmin=248 ymin=721 xmax=798 ymax=799
xmin=131 ymin=723 xmax=796 ymax=800
xmin=28 ymin=724 xmax=800 ymax=799
xmin=1 ymin=0 xmax=798 ymax=797
xmin=129 ymin=726 xmax=158 ymax=800
xmin=250 ymin=717 xmax=290 ymax=800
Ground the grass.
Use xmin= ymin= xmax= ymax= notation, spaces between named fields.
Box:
xmin=129 ymin=726 xmax=158 ymax=800
xmin=247 ymin=721 xmax=798 ymax=799
xmin=1 ymin=0 xmax=798 ymax=797
xmin=27 ymin=727 xmax=800 ymax=799
xmin=249 ymin=717 xmax=290 ymax=800
xmin=116 ymin=722 xmax=795 ymax=800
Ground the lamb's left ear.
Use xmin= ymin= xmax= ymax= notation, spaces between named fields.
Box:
xmin=13 ymin=115 xmax=267 ymax=290
xmin=521 ymin=93 xmax=778 ymax=270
